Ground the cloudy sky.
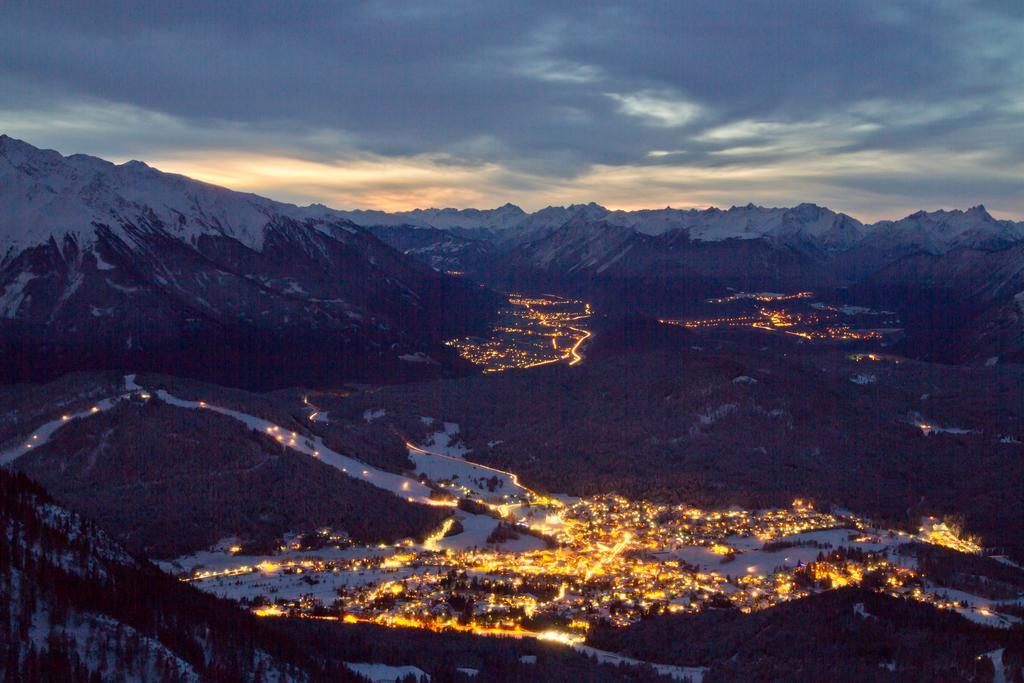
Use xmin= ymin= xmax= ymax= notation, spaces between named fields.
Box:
xmin=1 ymin=1 xmax=1022 ymax=220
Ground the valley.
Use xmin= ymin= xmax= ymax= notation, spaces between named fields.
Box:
xmin=1 ymin=138 xmax=1022 ymax=681
xmin=660 ymin=291 xmax=899 ymax=345
xmin=174 ymin=491 xmax=1020 ymax=645
xmin=5 ymin=373 xmax=1018 ymax=668
xmin=5 ymin=4 xmax=1024 ymax=678
xmin=444 ymin=294 xmax=593 ymax=373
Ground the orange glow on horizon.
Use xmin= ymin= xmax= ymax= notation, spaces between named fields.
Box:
xmin=109 ymin=146 xmax=1024 ymax=222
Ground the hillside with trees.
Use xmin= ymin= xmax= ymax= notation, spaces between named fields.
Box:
xmin=587 ymin=587 xmax=1023 ymax=682
xmin=327 ymin=339 xmax=1024 ymax=561
xmin=0 ymin=467 xmax=686 ymax=682
xmin=0 ymin=467 xmax=365 ymax=682
xmin=13 ymin=398 xmax=449 ymax=558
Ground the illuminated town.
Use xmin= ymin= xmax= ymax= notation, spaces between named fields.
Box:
xmin=9 ymin=373 xmax=1019 ymax=679
xmin=176 ymin=486 xmax=1015 ymax=645
xmin=445 ymin=294 xmax=593 ymax=372
xmin=661 ymin=291 xmax=897 ymax=342
xmin=148 ymin=378 xmax=1016 ymax=645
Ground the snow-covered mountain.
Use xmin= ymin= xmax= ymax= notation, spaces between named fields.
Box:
xmin=1 ymin=136 xmax=301 ymax=255
xmin=602 ymin=202 xmax=865 ymax=250
xmin=0 ymin=135 xmax=496 ymax=388
xmin=360 ymin=199 xmax=1024 ymax=363
xmin=857 ymin=240 xmax=1024 ymax=363
xmin=363 ymin=224 xmax=495 ymax=273
xmin=342 ymin=199 xmax=870 ymax=249
xmin=338 ymin=202 xmax=528 ymax=231
xmin=365 ymin=200 xmax=1023 ymax=283
xmin=830 ymin=205 xmax=1024 ymax=281
xmin=863 ymin=205 xmax=1023 ymax=254
xmin=489 ymin=216 xmax=839 ymax=292
xmin=339 ymin=198 xmax=1021 ymax=257
xmin=5 ymin=133 xmax=1021 ymax=374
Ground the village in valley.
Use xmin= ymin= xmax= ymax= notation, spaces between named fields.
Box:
xmin=163 ymin=416 xmax=1018 ymax=647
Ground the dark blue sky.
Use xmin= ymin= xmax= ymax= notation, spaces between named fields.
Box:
xmin=1 ymin=1 xmax=1021 ymax=219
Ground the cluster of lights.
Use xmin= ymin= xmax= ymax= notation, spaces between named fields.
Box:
xmin=918 ymin=517 xmax=981 ymax=555
xmin=662 ymin=291 xmax=885 ymax=342
xmin=446 ymin=294 xmax=592 ymax=373
xmin=205 ymin=494 xmax=997 ymax=641
xmin=706 ymin=292 xmax=814 ymax=304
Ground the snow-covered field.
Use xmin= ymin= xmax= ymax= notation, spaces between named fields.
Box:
xmin=159 ymin=540 xmax=395 ymax=577
xmin=672 ymin=528 xmax=904 ymax=578
xmin=434 ymin=511 xmax=545 ymax=553
xmin=924 ymin=584 xmax=1023 ymax=629
xmin=345 ymin=662 xmax=430 ymax=682
xmin=407 ymin=440 xmax=528 ymax=502
xmin=187 ymin=561 xmax=432 ymax=605
xmin=571 ymin=644 xmax=706 ymax=682
xmin=418 ymin=419 xmax=471 ymax=458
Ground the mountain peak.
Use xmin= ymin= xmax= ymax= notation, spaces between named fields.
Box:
xmin=0 ymin=134 xmax=50 ymax=163
xmin=965 ymin=204 xmax=993 ymax=220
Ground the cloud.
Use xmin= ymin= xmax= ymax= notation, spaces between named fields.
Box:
xmin=0 ymin=1 xmax=1020 ymax=219
xmin=607 ymin=91 xmax=702 ymax=128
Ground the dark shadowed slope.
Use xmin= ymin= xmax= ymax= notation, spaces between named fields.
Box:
xmin=0 ymin=468 xmax=364 ymax=682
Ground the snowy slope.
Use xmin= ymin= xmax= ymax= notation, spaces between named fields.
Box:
xmin=863 ymin=205 xmax=1024 ymax=255
xmin=0 ymin=134 xmax=330 ymax=254
xmin=0 ymin=136 xmax=496 ymax=387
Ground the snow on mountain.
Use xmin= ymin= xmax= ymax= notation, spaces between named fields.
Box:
xmin=329 ymin=197 xmax=1023 ymax=259
xmin=518 ymin=216 xmax=636 ymax=272
xmin=484 ymin=214 xmax=840 ymax=297
xmin=606 ymin=202 xmax=864 ymax=249
xmin=0 ymin=134 xmax=317 ymax=255
xmin=339 ymin=202 xmax=527 ymax=231
xmin=364 ymin=224 xmax=495 ymax=273
xmin=515 ymin=202 xmax=611 ymax=232
xmin=345 ymin=199 xmax=869 ymax=251
xmin=864 ymin=205 xmax=1024 ymax=255
xmin=4 ymin=133 xmax=1021 ymax=375
xmin=0 ymin=135 xmax=495 ymax=388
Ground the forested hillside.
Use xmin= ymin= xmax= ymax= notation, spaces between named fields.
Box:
xmin=326 ymin=341 xmax=1024 ymax=561
xmin=13 ymin=398 xmax=448 ymax=557
xmin=0 ymin=468 xmax=363 ymax=682
xmin=588 ymin=587 xmax=1023 ymax=682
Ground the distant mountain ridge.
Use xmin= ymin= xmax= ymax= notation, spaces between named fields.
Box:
xmin=4 ymin=134 xmax=1016 ymax=257
xmin=364 ymin=200 xmax=1024 ymax=364
xmin=340 ymin=197 xmax=1022 ymax=253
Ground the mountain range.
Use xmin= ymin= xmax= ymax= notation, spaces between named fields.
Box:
xmin=343 ymin=199 xmax=1022 ymax=252
xmin=359 ymin=202 xmax=1024 ymax=363
xmin=2 ymin=134 xmax=1023 ymax=375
